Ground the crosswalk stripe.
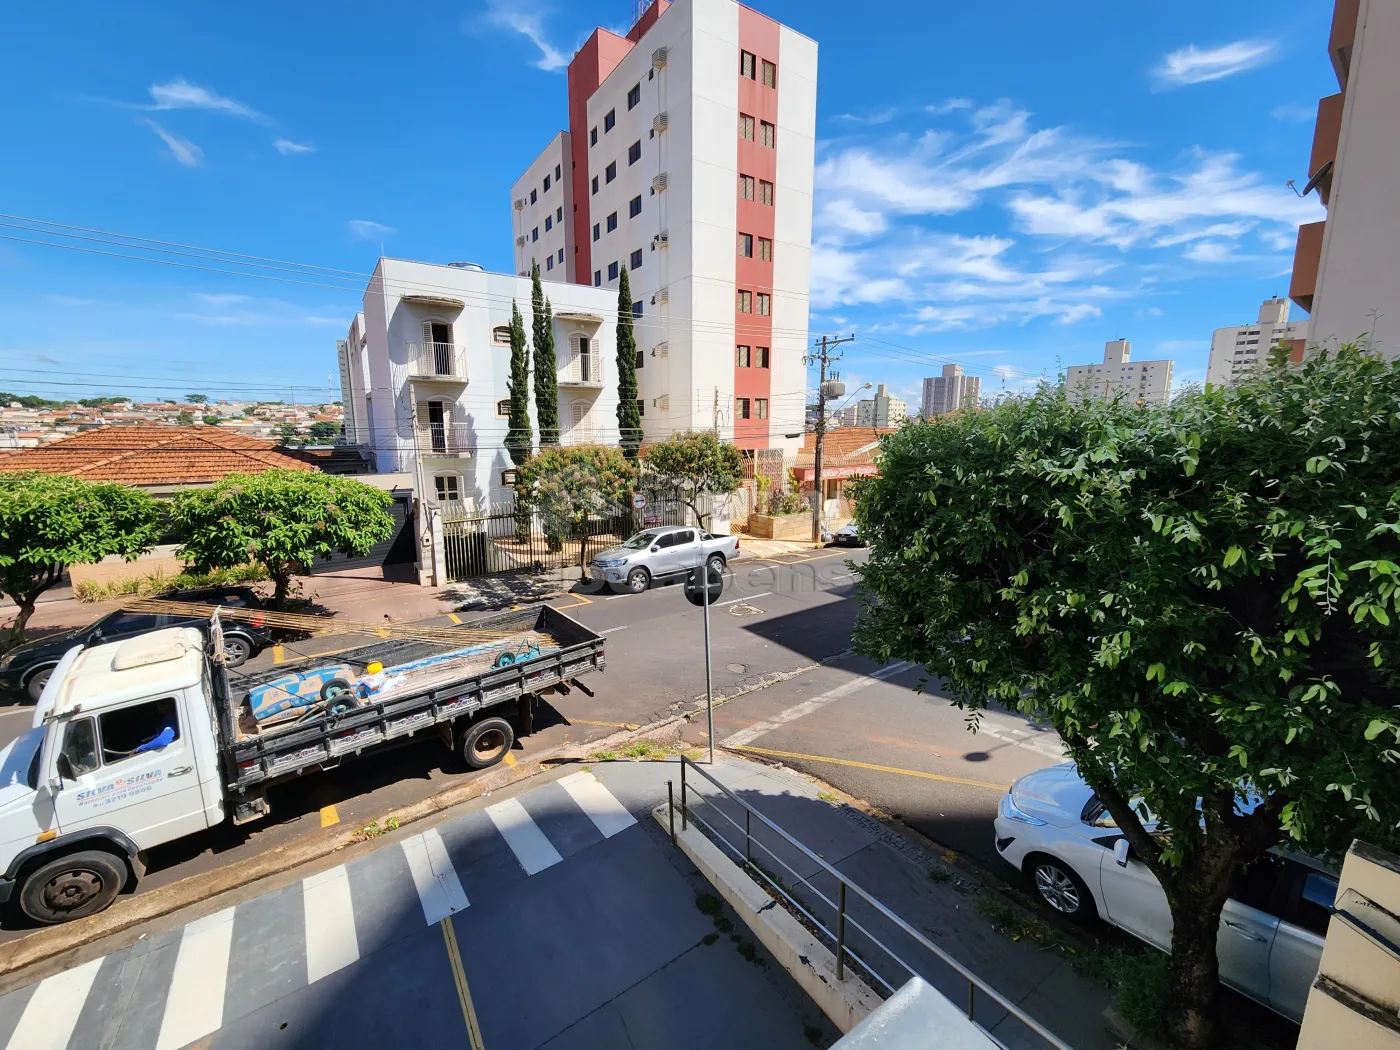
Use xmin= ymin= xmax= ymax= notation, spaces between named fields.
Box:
xmin=5 ymin=955 xmax=103 ymax=1050
xmin=558 ymin=772 xmax=637 ymax=838
xmin=154 ymin=906 xmax=236 ymax=1050
xmin=486 ymin=796 xmax=563 ymax=875
xmin=402 ymin=828 xmax=470 ymax=924
xmin=303 ymin=865 xmax=360 ymax=983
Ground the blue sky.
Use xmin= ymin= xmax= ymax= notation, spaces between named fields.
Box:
xmin=0 ymin=1 xmax=1332 ymax=408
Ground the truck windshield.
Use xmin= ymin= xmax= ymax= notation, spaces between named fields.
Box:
xmin=621 ymin=533 xmax=659 ymax=550
xmin=0 ymin=726 xmax=45 ymax=791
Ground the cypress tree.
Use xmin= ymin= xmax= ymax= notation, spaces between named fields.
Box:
xmin=504 ymin=300 xmax=532 ymax=466
xmin=615 ymin=264 xmax=642 ymax=459
xmin=531 ymin=263 xmax=559 ymax=446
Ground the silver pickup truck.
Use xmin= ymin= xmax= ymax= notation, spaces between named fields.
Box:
xmin=588 ymin=525 xmax=740 ymax=594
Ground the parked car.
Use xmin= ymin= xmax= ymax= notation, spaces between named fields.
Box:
xmin=588 ymin=526 xmax=740 ymax=594
xmin=993 ymin=762 xmax=1336 ymax=1023
xmin=0 ymin=586 xmax=273 ymax=700
xmin=831 ymin=523 xmax=864 ymax=547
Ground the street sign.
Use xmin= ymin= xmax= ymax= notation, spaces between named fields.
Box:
xmin=631 ymin=492 xmax=647 ymax=510
xmin=684 ymin=565 xmax=724 ymax=606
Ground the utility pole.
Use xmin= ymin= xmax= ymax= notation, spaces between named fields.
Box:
xmin=804 ymin=334 xmax=855 ymax=543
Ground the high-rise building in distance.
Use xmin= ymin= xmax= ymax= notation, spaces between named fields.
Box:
xmin=1205 ymin=297 xmax=1307 ymax=387
xmin=1064 ymin=340 xmax=1174 ymax=406
xmin=922 ymin=364 xmax=981 ymax=417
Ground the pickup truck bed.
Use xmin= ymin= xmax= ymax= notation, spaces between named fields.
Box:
xmin=216 ymin=604 xmax=604 ymax=793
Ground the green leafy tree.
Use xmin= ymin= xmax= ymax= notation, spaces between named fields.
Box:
xmin=203 ymin=414 xmax=221 ymax=427
xmin=274 ymin=422 xmax=299 ymax=445
xmin=172 ymin=469 xmax=395 ymax=606
xmin=851 ymin=345 xmax=1400 ymax=1049
xmin=517 ymin=445 xmax=636 ymax=576
xmin=643 ymin=431 xmax=744 ymax=528
xmin=504 ymin=300 xmax=533 ymax=466
xmin=176 ymin=411 xmax=195 ymax=426
xmin=186 ymin=394 xmax=209 ymax=404
xmin=0 ymin=473 xmax=161 ymax=648
xmin=308 ymin=420 xmax=342 ymax=442
xmin=531 ymin=263 xmax=559 ymax=446
xmin=615 ymin=264 xmax=642 ymax=459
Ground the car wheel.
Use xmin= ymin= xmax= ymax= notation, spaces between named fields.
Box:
xmin=460 ymin=716 xmax=515 ymax=770
xmin=625 ymin=567 xmax=651 ymax=594
xmin=19 ymin=850 xmax=128 ymax=925
xmin=1026 ymin=855 xmax=1095 ymax=922
xmin=24 ymin=665 xmax=56 ymax=702
xmin=222 ymin=636 xmax=253 ymax=667
xmin=706 ymin=554 xmax=726 ymax=579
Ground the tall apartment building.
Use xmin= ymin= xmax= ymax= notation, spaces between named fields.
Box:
xmin=509 ymin=0 xmax=817 ymax=454
xmin=921 ymin=364 xmax=981 ymax=417
xmin=1291 ymin=0 xmax=1400 ymax=356
xmin=1205 ymin=297 xmax=1307 ymax=387
xmin=853 ymin=384 xmax=906 ymax=427
xmin=1065 ymin=340 xmax=1174 ymax=406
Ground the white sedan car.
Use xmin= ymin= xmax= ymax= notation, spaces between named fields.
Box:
xmin=993 ymin=763 xmax=1337 ymax=1023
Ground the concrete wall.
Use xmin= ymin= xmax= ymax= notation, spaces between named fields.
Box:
xmin=511 ymin=132 xmax=574 ymax=282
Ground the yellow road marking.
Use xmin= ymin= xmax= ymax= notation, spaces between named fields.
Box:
xmin=732 ymin=745 xmax=1009 ymax=792
xmin=503 ymin=752 xmax=517 ymax=767
xmin=569 ymin=719 xmax=641 ymax=730
xmin=552 ymin=593 xmax=594 ymax=611
xmin=448 ymin=613 xmax=463 ymax=624
xmin=440 ymin=918 xmax=486 ymax=1049
xmin=271 ymin=644 xmax=286 ymax=665
xmin=319 ymin=805 xmax=340 ymax=828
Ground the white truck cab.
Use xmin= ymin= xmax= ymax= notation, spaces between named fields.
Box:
xmin=0 ymin=628 xmax=226 ymax=923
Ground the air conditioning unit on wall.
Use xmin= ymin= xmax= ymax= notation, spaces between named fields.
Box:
xmin=652 ymin=47 xmax=668 ymax=68
xmin=652 ymin=113 xmax=668 ymax=134
xmin=652 ymin=173 xmax=668 ymax=192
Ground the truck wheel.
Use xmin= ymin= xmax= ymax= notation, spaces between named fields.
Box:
xmin=461 ymin=717 xmax=515 ymax=770
xmin=706 ymin=554 xmax=726 ymax=579
xmin=624 ymin=567 xmax=650 ymax=594
xmin=19 ymin=850 xmax=127 ymax=925
xmin=24 ymin=664 xmax=56 ymax=702
xmin=222 ymin=635 xmax=252 ymax=667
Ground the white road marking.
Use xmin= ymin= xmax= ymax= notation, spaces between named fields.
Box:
xmin=559 ymin=772 xmax=637 ymax=838
xmin=154 ymin=906 xmax=236 ymax=1050
xmin=974 ymin=719 xmax=1067 ymax=760
xmin=721 ymin=662 xmax=913 ymax=748
xmin=599 ymin=625 xmax=630 ymax=634
xmin=604 ymin=594 xmax=627 ymax=601
xmin=486 ymin=796 xmax=563 ymax=875
xmin=5 ymin=955 xmax=103 ymax=1050
xmin=401 ymin=828 xmax=470 ymax=924
xmin=303 ymin=865 xmax=360 ymax=983
xmin=716 ymin=591 xmax=771 ymax=607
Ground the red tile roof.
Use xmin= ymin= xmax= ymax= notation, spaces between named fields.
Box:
xmin=0 ymin=426 xmax=316 ymax=486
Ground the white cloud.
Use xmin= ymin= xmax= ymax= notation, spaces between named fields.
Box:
xmin=1271 ymin=104 xmax=1315 ymax=122
xmin=142 ymin=120 xmax=202 ymax=167
xmin=925 ymin=98 xmax=973 ymax=116
xmin=194 ymin=293 xmax=250 ymax=307
xmin=147 ymin=79 xmax=268 ymax=122
xmin=347 ymin=219 xmax=396 ymax=241
xmin=273 ymin=138 xmax=315 ymax=155
xmin=482 ymin=1 xmax=570 ymax=71
xmin=832 ymin=108 xmax=897 ymax=125
xmin=818 ymin=200 xmax=887 ymax=237
xmin=1154 ymin=40 xmax=1277 ymax=88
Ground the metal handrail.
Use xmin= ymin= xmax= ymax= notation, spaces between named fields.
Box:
xmin=677 ymin=756 xmax=1074 ymax=1050
xmin=406 ymin=341 xmax=465 ymax=379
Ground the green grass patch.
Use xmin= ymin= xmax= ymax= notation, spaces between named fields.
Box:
xmin=590 ymin=750 xmax=618 ymax=762
xmin=816 ymin=791 xmax=840 ymax=804
xmin=927 ymin=868 xmax=952 ymax=884
xmin=74 ymin=563 xmax=269 ymax=603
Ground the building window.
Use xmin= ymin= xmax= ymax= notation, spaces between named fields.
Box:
xmin=627 ymin=83 xmax=641 ymax=110
xmin=555 ymin=163 xmax=562 ymax=180
xmin=630 ymin=249 xmax=643 ymax=269
xmin=605 ymin=161 xmax=617 ymax=183
xmin=608 ymin=261 xmax=619 ymax=281
xmin=544 ymin=215 xmax=552 ymax=232
xmin=628 ymin=140 xmax=641 ymax=165
xmin=636 ymin=398 xmax=645 ymax=418
xmin=629 ymin=195 xmax=642 ymax=218
xmin=736 ymin=397 xmax=751 ymax=420
xmin=740 ymin=50 xmax=756 ymax=79
xmin=636 ymin=350 xmax=644 ymax=369
xmin=761 ymin=60 xmax=776 ymax=87
xmin=434 ymin=474 xmax=460 ymax=502
xmin=590 ymin=127 xmax=598 ymax=146
xmin=546 ymin=256 xmax=554 ymax=271
xmin=530 ymin=189 xmax=537 ymax=205
xmin=531 ymin=227 xmax=539 ymax=242
xmin=756 ymin=398 xmax=768 ymax=420
xmin=758 ymin=180 xmax=773 ymax=206
xmin=756 ymin=346 xmax=769 ymax=368
xmin=632 ymin=300 xmax=642 ymax=318
xmin=757 ymin=292 xmax=771 ymax=315
xmin=556 ymin=206 xmax=563 ymax=222
xmin=594 ymin=270 xmax=602 ymax=286
xmin=739 ymin=174 xmax=754 ymax=200
xmin=543 ymin=174 xmax=551 ymax=192
xmin=758 ymin=236 xmax=772 ymax=261
xmin=607 ymin=211 xmax=618 ymax=232
xmin=591 ymin=176 xmax=599 ymax=195
xmin=760 ymin=121 xmax=775 ymax=148
xmin=604 ymin=109 xmax=616 ymax=133
xmin=558 ymin=248 xmax=564 ymax=263
xmin=491 ymin=325 xmax=511 ymax=346
xmin=738 ymin=233 xmax=753 ymax=258
xmin=739 ymin=114 xmax=754 ymax=140
xmin=737 ymin=290 xmax=752 ymax=313
xmin=592 ymin=223 xmax=601 ymax=242
xmin=496 ymin=399 xmax=511 ymax=417
xmin=736 ymin=344 xmax=751 ymax=367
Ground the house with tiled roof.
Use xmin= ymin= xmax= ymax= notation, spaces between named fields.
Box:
xmin=792 ymin=426 xmax=900 ymax=524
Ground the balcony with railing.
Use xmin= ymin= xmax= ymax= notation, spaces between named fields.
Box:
xmin=559 ymin=351 xmax=605 ymax=388
xmin=406 ymin=342 xmax=467 ymax=382
xmin=416 ymin=422 xmax=474 ymax=456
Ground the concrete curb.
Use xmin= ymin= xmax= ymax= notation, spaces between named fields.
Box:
xmin=649 ymin=801 xmax=881 ymax=1034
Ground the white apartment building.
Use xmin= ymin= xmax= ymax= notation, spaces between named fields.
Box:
xmin=1065 ymin=339 xmax=1174 ymax=406
xmin=509 ymin=0 xmax=817 ymax=456
xmin=1205 ymin=297 xmax=1307 ymax=387
xmin=339 ymin=258 xmax=620 ymax=582
xmin=853 ymin=383 xmax=906 ymax=427
xmin=922 ymin=364 xmax=981 ymax=417
xmin=510 ymin=133 xmax=575 ymax=283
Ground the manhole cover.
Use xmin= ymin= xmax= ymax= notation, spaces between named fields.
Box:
xmin=727 ymin=663 xmax=747 ymax=674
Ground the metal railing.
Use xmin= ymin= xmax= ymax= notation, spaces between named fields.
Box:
xmin=416 ymin=422 xmax=473 ymax=454
xmin=672 ymin=756 xmax=1073 ymax=1050
xmin=406 ymin=341 xmax=465 ymax=380
xmin=560 ymin=353 xmax=605 ymax=386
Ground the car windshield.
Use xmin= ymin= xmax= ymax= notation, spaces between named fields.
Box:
xmin=621 ymin=532 xmax=659 ymax=550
